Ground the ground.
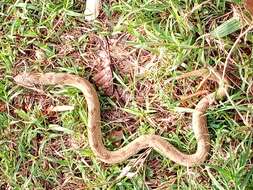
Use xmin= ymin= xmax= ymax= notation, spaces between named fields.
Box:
xmin=0 ymin=0 xmax=253 ymax=189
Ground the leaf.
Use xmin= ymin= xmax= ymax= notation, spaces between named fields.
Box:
xmin=15 ymin=109 xmax=31 ymax=121
xmin=13 ymin=3 xmax=36 ymax=10
xmin=49 ymin=105 xmax=75 ymax=112
xmin=245 ymin=0 xmax=253 ymax=15
xmin=64 ymin=10 xmax=83 ymax=17
xmin=117 ymin=166 xmax=136 ymax=179
xmin=121 ymin=108 xmax=143 ymax=117
xmin=89 ymin=34 xmax=114 ymax=96
xmin=210 ymin=18 xmax=241 ymax=38
xmin=206 ymin=167 xmax=226 ymax=190
xmin=48 ymin=124 xmax=74 ymax=135
xmin=92 ymin=50 xmax=113 ymax=96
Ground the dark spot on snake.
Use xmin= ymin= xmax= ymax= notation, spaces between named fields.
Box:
xmin=47 ymin=75 xmax=53 ymax=81
xmin=135 ymin=142 xmax=140 ymax=147
xmin=62 ymin=74 xmax=69 ymax=80
xmin=76 ymin=78 xmax=83 ymax=84
xmin=90 ymin=108 xmax=98 ymax=116
xmin=104 ymin=153 xmax=110 ymax=160
xmin=91 ymin=124 xmax=96 ymax=129
xmin=93 ymin=142 xmax=99 ymax=149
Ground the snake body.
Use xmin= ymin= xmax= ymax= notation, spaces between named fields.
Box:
xmin=14 ymin=69 xmax=229 ymax=166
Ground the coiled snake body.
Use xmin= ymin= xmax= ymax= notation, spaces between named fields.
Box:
xmin=14 ymin=69 xmax=229 ymax=167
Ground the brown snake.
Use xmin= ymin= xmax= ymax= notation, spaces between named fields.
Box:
xmin=14 ymin=69 xmax=229 ymax=167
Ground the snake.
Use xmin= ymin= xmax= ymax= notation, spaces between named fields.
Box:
xmin=14 ymin=69 xmax=229 ymax=167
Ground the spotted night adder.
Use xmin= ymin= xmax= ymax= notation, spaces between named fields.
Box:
xmin=14 ymin=68 xmax=229 ymax=167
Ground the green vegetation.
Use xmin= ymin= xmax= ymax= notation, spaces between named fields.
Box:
xmin=0 ymin=0 xmax=252 ymax=189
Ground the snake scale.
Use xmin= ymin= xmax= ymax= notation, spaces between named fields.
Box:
xmin=14 ymin=69 xmax=229 ymax=167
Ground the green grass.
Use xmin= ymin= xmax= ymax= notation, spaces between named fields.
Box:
xmin=0 ymin=0 xmax=253 ymax=189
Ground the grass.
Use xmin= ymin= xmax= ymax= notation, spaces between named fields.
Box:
xmin=0 ymin=0 xmax=253 ymax=189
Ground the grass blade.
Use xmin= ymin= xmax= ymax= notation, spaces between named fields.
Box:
xmin=211 ymin=18 xmax=241 ymax=38
xmin=206 ymin=167 xmax=225 ymax=190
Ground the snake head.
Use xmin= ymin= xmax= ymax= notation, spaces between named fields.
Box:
xmin=14 ymin=72 xmax=41 ymax=87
